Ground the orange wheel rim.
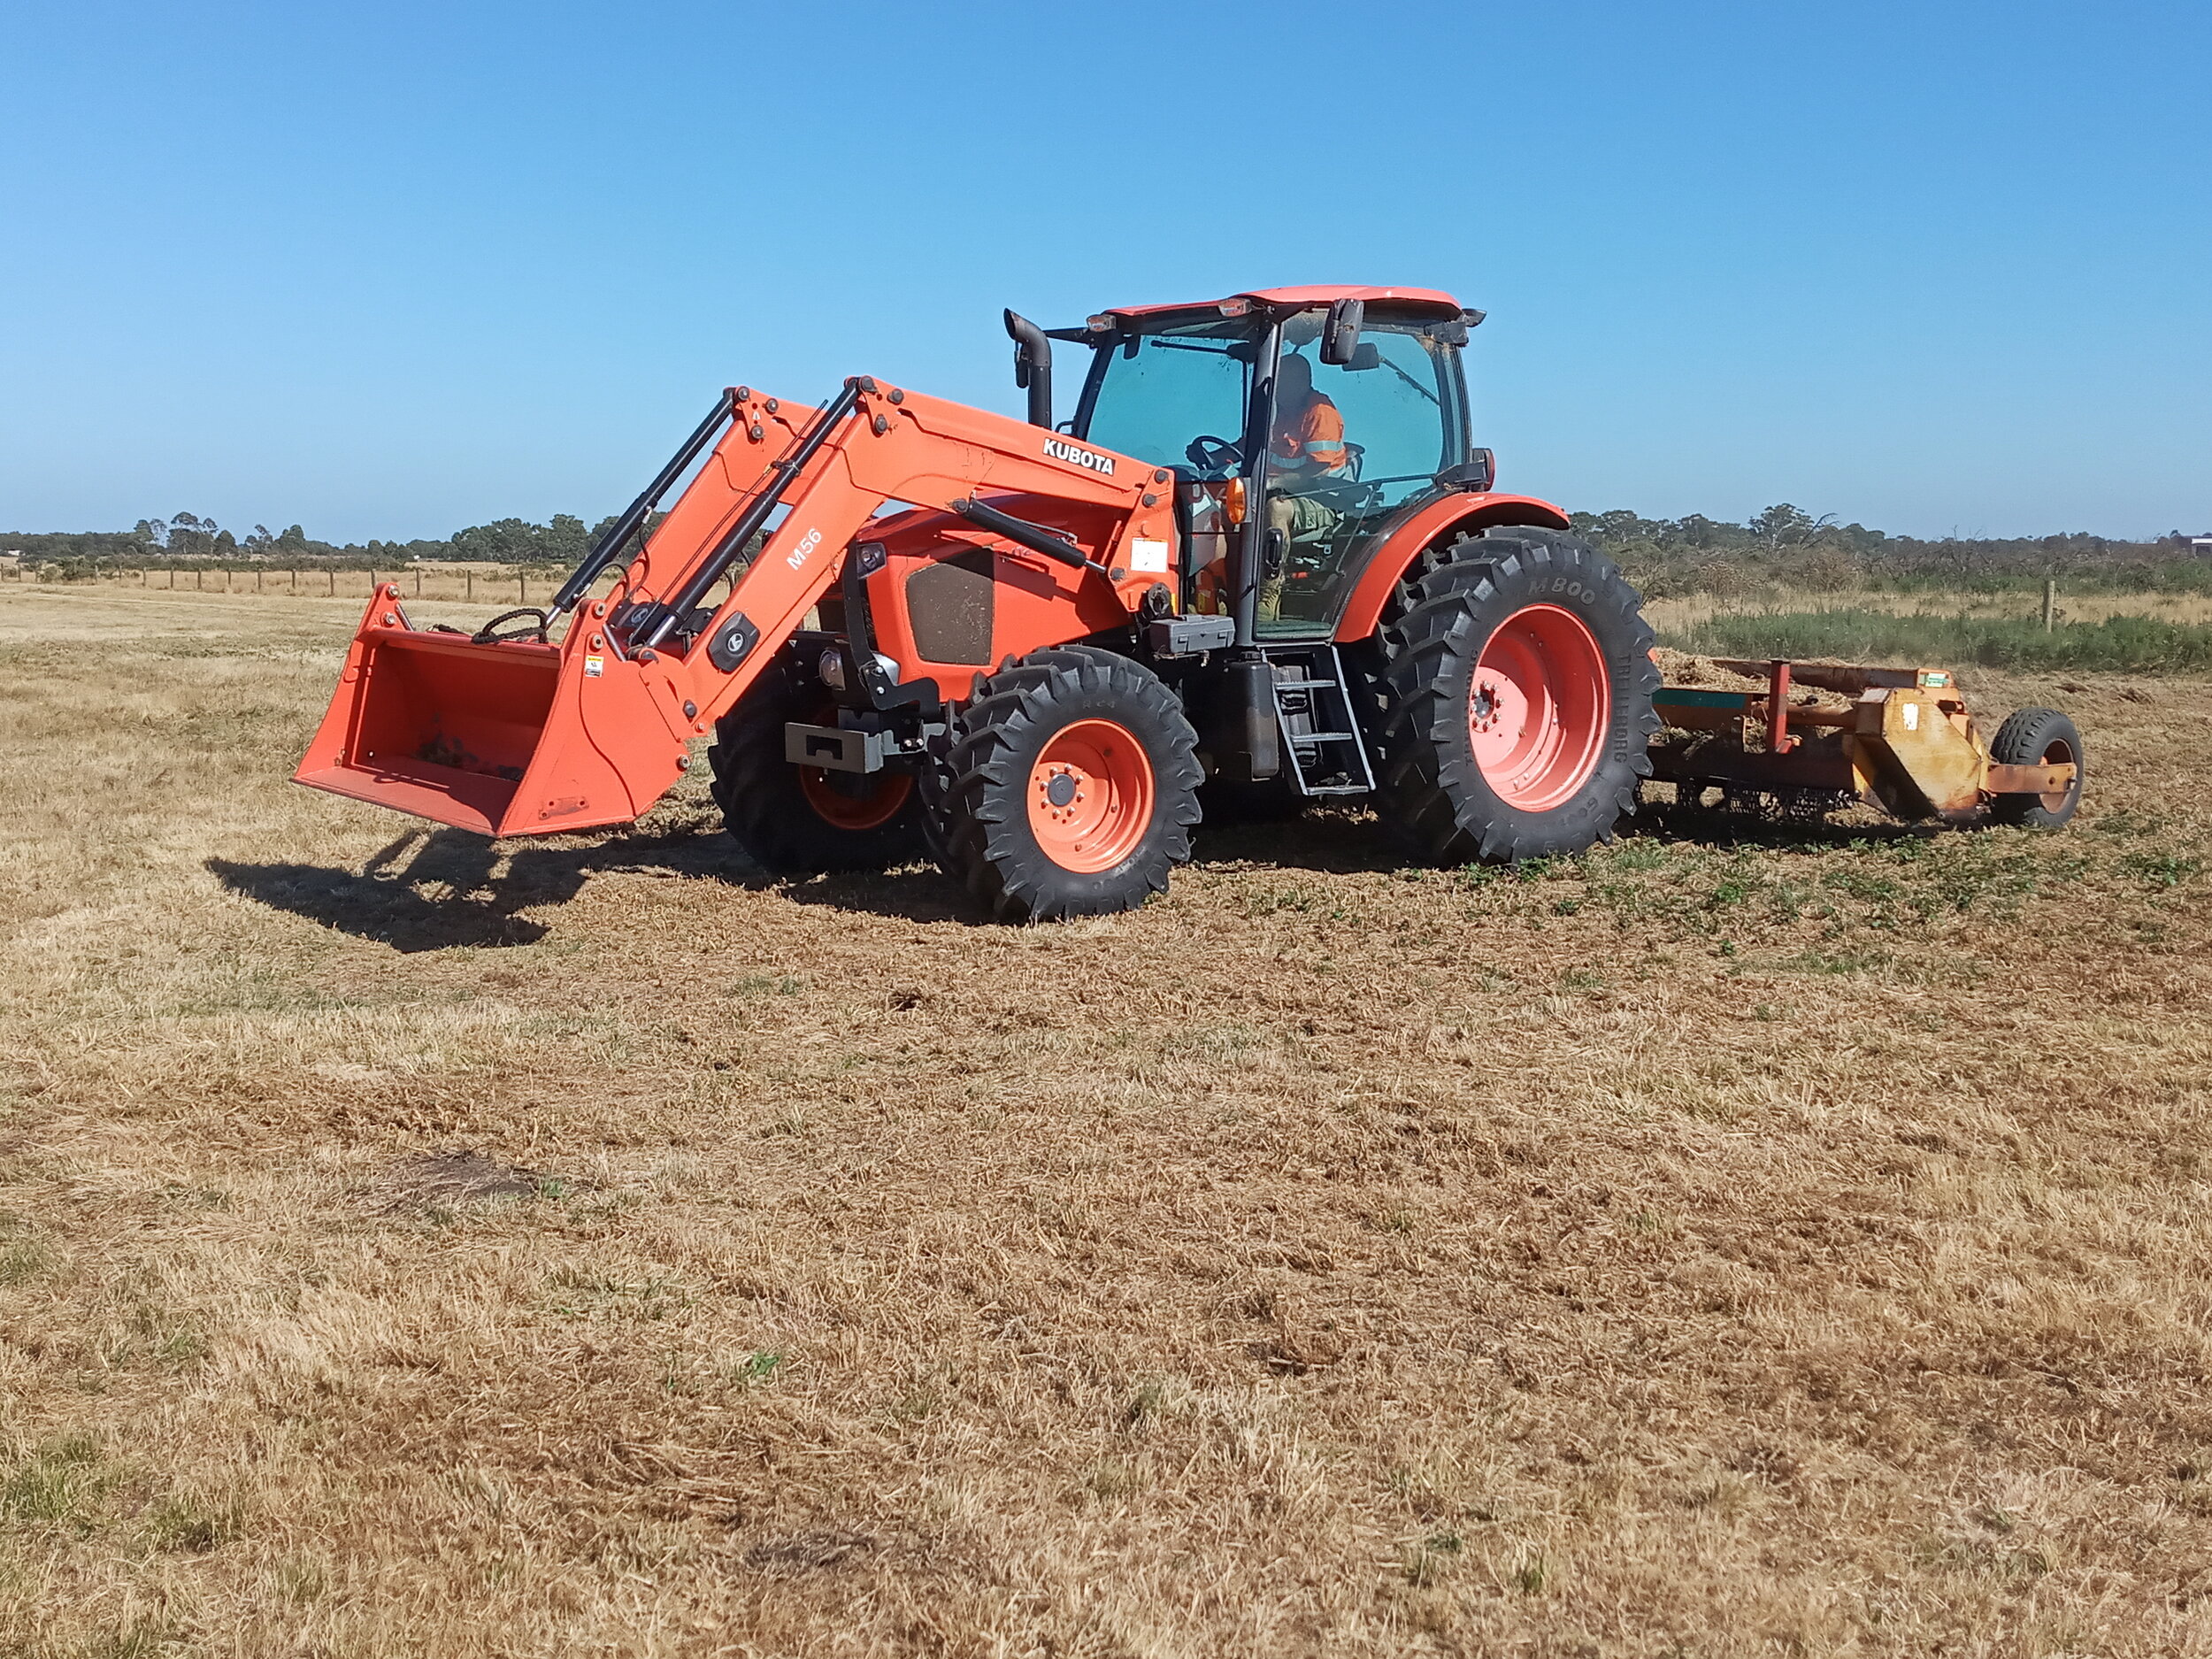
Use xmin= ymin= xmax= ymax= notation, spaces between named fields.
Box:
xmin=1467 ymin=603 xmax=1610 ymax=811
xmin=1027 ymin=718 xmax=1154 ymax=873
xmin=798 ymin=765 xmax=912 ymax=832
xmin=2038 ymin=737 xmax=2077 ymax=813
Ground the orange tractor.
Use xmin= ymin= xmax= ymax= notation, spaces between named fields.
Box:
xmin=296 ymin=286 xmax=2080 ymax=919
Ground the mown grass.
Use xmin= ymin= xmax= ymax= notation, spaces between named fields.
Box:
xmin=5 ymin=585 xmax=2212 ymax=1656
xmin=1667 ymin=606 xmax=2212 ymax=672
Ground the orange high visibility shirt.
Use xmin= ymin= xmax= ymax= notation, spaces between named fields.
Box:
xmin=1270 ymin=391 xmax=1347 ymax=474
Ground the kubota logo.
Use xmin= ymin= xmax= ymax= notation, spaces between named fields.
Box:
xmin=1044 ymin=438 xmax=1115 ymax=477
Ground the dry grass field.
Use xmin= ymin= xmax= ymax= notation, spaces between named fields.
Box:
xmin=4 ymin=583 xmax=2212 ymax=1657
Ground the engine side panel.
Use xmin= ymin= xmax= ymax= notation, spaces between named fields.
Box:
xmin=861 ymin=493 xmax=1162 ymax=703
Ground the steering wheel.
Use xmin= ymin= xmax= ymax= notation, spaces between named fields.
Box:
xmin=1185 ymin=434 xmax=1242 ymax=474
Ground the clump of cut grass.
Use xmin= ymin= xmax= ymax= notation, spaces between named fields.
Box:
xmin=142 ymin=1492 xmax=244 ymax=1553
xmin=4 ymin=1434 xmax=112 ymax=1532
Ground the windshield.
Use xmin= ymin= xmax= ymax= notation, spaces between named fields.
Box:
xmin=1075 ymin=318 xmax=1258 ymax=478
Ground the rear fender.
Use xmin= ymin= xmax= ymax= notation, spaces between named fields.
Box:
xmin=1331 ymin=492 xmax=1572 ymax=643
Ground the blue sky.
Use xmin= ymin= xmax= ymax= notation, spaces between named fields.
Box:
xmin=3 ymin=0 xmax=2206 ymax=541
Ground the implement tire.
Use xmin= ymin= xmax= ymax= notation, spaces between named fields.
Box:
xmin=933 ymin=645 xmax=1202 ymax=921
xmin=1987 ymin=706 xmax=2085 ymax=828
xmin=708 ymin=668 xmax=927 ymax=873
xmin=1377 ymin=526 xmax=1660 ymax=864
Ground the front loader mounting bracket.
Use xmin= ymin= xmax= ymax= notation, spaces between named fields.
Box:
xmin=707 ymin=612 xmax=761 ymax=673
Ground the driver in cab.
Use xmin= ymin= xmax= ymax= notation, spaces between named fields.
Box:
xmin=1262 ymin=350 xmax=1349 ymax=617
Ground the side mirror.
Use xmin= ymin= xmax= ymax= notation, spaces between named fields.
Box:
xmin=1435 ymin=449 xmax=1495 ymax=492
xmin=1318 ymin=297 xmax=1364 ymax=365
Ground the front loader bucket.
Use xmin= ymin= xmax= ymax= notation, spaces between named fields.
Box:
xmin=294 ymin=588 xmax=687 ymax=837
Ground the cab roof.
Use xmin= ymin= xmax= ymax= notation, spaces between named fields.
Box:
xmin=1102 ymin=284 xmax=1463 ymax=321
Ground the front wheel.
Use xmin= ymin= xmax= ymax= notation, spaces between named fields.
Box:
xmin=1376 ymin=527 xmax=1660 ymax=863
xmin=708 ymin=669 xmax=927 ymax=873
xmin=933 ymin=646 xmax=1202 ymax=921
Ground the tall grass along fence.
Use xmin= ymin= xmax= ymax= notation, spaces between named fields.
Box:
xmin=1670 ymin=608 xmax=2212 ymax=675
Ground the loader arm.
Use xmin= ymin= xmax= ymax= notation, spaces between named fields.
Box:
xmin=294 ymin=378 xmax=1175 ymax=838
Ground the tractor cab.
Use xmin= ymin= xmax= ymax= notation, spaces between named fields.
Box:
xmin=1050 ymin=286 xmax=1481 ymax=641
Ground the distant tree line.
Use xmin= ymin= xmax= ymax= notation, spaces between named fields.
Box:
xmin=1569 ymin=504 xmax=2211 ymax=597
xmin=0 ymin=511 xmax=629 ymax=578
xmin=5 ymin=503 xmax=2208 ymax=595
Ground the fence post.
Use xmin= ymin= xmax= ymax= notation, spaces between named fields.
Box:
xmin=2043 ymin=579 xmax=2057 ymax=634
xmin=328 ymin=569 xmax=335 ymax=595
xmin=519 ymin=572 xmax=527 ymax=604
xmin=467 ymin=570 xmax=474 ymax=602
xmin=414 ymin=569 xmax=422 ymax=597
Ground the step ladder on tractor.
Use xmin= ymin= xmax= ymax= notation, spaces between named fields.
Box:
xmin=295 ymin=287 xmax=2085 ymax=920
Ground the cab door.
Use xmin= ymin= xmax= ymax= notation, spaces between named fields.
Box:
xmin=1255 ymin=310 xmax=1469 ymax=638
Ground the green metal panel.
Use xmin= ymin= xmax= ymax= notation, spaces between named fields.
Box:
xmin=1655 ymin=687 xmax=1753 ymax=710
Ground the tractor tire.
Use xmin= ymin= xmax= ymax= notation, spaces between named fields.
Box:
xmin=707 ymin=669 xmax=927 ymax=874
xmin=1376 ymin=527 xmax=1660 ymax=864
xmin=1986 ymin=706 xmax=2085 ymax=828
xmin=933 ymin=645 xmax=1202 ymax=922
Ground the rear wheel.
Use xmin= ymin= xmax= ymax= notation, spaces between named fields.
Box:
xmin=1986 ymin=706 xmax=2085 ymax=828
xmin=933 ymin=646 xmax=1202 ymax=921
xmin=1377 ymin=527 xmax=1660 ymax=863
xmin=708 ymin=669 xmax=926 ymax=873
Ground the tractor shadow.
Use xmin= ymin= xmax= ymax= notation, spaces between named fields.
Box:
xmin=208 ymin=822 xmax=975 ymax=949
xmin=1628 ymin=797 xmax=1931 ymax=856
xmin=1185 ymin=795 xmax=1930 ymax=876
xmin=210 ymin=798 xmax=1932 ymax=953
xmin=1187 ymin=806 xmax=1410 ymax=875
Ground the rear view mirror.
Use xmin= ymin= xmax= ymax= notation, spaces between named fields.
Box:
xmin=1342 ymin=342 xmax=1382 ymax=372
xmin=1318 ymin=297 xmax=1364 ymax=365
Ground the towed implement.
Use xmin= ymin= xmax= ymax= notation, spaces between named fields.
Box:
xmin=296 ymin=287 xmax=2085 ymax=919
xmin=1649 ymin=659 xmax=2085 ymax=829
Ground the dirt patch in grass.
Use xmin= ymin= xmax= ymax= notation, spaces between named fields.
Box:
xmin=3 ymin=587 xmax=2211 ymax=1655
xmin=366 ymin=1148 xmax=580 ymax=1214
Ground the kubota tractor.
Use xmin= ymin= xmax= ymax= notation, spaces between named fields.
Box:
xmin=294 ymin=286 xmax=1675 ymax=918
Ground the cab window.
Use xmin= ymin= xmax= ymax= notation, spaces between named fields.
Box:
xmin=1297 ymin=322 xmax=1460 ymax=515
xmin=1077 ymin=319 xmax=1256 ymax=476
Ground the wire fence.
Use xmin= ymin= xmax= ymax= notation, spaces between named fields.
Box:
xmin=0 ymin=564 xmax=553 ymax=604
